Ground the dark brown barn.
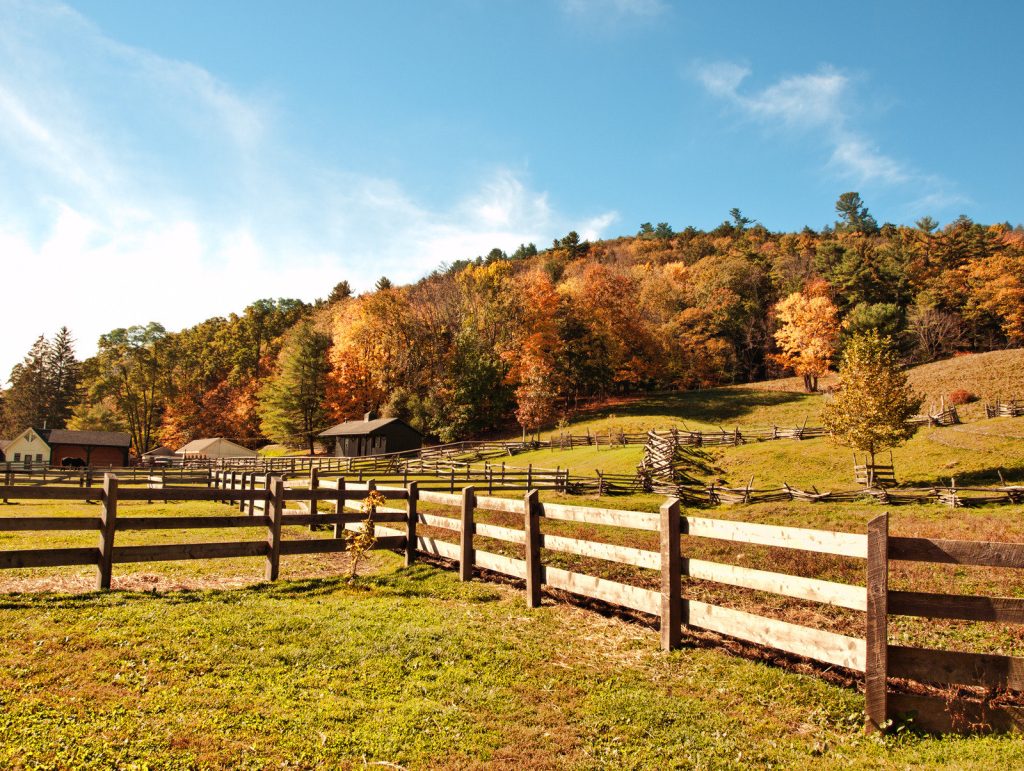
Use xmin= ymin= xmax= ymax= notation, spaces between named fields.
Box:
xmin=318 ymin=413 xmax=423 ymax=457
xmin=45 ymin=430 xmax=131 ymax=467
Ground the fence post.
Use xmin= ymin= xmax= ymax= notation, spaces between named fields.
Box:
xmin=865 ymin=513 xmax=889 ymax=734
xmin=333 ymin=478 xmax=347 ymax=539
xmin=405 ymin=481 xmax=418 ymax=566
xmin=524 ymin=489 xmax=542 ymax=608
xmin=660 ymin=497 xmax=682 ymax=650
xmin=460 ymin=486 xmax=476 ymax=581
xmin=309 ymin=467 xmax=319 ymax=531
xmin=238 ymin=472 xmax=248 ymax=512
xmin=96 ymin=473 xmax=118 ymax=590
xmin=265 ymin=477 xmax=285 ymax=581
xmin=527 ymin=464 xmax=533 ymax=490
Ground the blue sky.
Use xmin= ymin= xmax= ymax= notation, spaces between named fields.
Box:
xmin=1 ymin=0 xmax=1022 ymax=375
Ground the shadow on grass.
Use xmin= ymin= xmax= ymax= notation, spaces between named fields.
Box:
xmin=906 ymin=464 xmax=1024 ymax=488
xmin=0 ymin=562 xmax=501 ymax=610
xmin=579 ymin=389 xmax=815 ymax=426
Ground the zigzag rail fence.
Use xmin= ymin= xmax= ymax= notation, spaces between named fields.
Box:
xmin=2 ymin=475 xmax=1024 ymax=734
xmin=987 ymin=399 xmax=1024 ymax=419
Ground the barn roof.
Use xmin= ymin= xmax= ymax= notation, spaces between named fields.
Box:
xmin=319 ymin=416 xmax=420 ymax=437
xmin=177 ymin=438 xmax=221 ymax=454
xmin=175 ymin=437 xmax=257 ymax=457
xmin=46 ymin=430 xmax=131 ymax=448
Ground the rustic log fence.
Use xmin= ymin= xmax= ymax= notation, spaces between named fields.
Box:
xmin=1 ymin=480 xmax=1023 ymax=733
xmin=909 ymin=404 xmax=961 ymax=427
xmin=987 ymin=399 xmax=1024 ymax=419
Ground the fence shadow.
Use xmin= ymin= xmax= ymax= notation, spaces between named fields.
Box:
xmin=905 ymin=465 xmax=1024 ymax=488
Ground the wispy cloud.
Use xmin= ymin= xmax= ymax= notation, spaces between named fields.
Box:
xmin=828 ymin=137 xmax=909 ymax=186
xmin=0 ymin=1 xmax=616 ymax=375
xmin=693 ymin=61 xmax=952 ymax=192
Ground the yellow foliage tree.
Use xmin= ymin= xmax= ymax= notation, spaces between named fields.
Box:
xmin=772 ymin=280 xmax=839 ymax=392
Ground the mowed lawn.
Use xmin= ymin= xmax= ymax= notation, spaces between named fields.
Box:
xmin=2 ymin=554 xmax=1023 ymax=769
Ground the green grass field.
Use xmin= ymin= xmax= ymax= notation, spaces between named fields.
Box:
xmin=2 ymin=555 xmax=1024 ymax=769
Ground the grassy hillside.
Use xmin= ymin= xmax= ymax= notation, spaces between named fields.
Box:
xmin=3 ymin=556 xmax=1023 ymax=768
xmin=533 ymin=388 xmax=823 ymax=442
xmin=906 ymin=349 xmax=1024 ymax=419
xmin=503 ymin=350 xmax=1024 ymax=495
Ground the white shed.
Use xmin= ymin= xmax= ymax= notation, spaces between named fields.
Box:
xmin=175 ymin=438 xmax=258 ymax=459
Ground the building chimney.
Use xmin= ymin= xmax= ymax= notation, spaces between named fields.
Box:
xmin=364 ymin=411 xmax=378 ymax=421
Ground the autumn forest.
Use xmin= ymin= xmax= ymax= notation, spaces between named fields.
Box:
xmin=3 ymin=193 xmax=1023 ymax=455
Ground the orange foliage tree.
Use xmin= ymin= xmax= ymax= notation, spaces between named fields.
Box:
xmin=772 ymin=280 xmax=839 ymax=392
xmin=500 ymin=269 xmax=562 ymax=438
xmin=963 ymin=230 xmax=1024 ymax=344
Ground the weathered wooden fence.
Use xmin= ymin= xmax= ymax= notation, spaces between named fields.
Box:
xmin=0 ymin=475 xmax=413 ymax=588
xmin=392 ymin=494 xmax=1024 ymax=734
xmin=2 ymin=478 xmax=1023 ymax=733
xmin=987 ymin=399 xmax=1024 ymax=419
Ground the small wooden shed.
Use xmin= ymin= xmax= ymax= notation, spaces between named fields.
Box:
xmin=319 ymin=412 xmax=423 ymax=457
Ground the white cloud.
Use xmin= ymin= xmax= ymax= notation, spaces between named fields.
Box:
xmin=829 ymin=136 xmax=909 ymax=185
xmin=579 ymin=211 xmax=619 ymax=241
xmin=695 ymin=62 xmax=750 ymax=98
xmin=740 ymin=68 xmax=847 ymax=128
xmin=0 ymin=2 xmax=618 ymax=376
xmin=693 ymin=60 xmax=956 ymax=193
xmin=902 ymin=189 xmax=972 ymax=220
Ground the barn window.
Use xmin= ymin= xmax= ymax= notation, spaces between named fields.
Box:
xmin=13 ymin=453 xmax=20 ymax=462
xmin=36 ymin=454 xmax=42 ymax=462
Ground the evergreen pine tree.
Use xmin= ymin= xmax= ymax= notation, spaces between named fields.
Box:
xmin=45 ymin=327 xmax=80 ymax=429
xmin=2 ymin=336 xmax=51 ymax=433
xmin=258 ymin=322 xmax=332 ymax=453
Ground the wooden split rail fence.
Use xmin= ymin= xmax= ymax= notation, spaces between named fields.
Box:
xmin=987 ymin=400 xmax=1024 ymax=419
xmin=338 ymin=486 xmax=1024 ymax=734
xmin=0 ymin=474 xmax=414 ymax=588
xmin=2 ymin=480 xmax=1024 ymax=733
xmin=910 ymin=405 xmax=961 ymax=427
